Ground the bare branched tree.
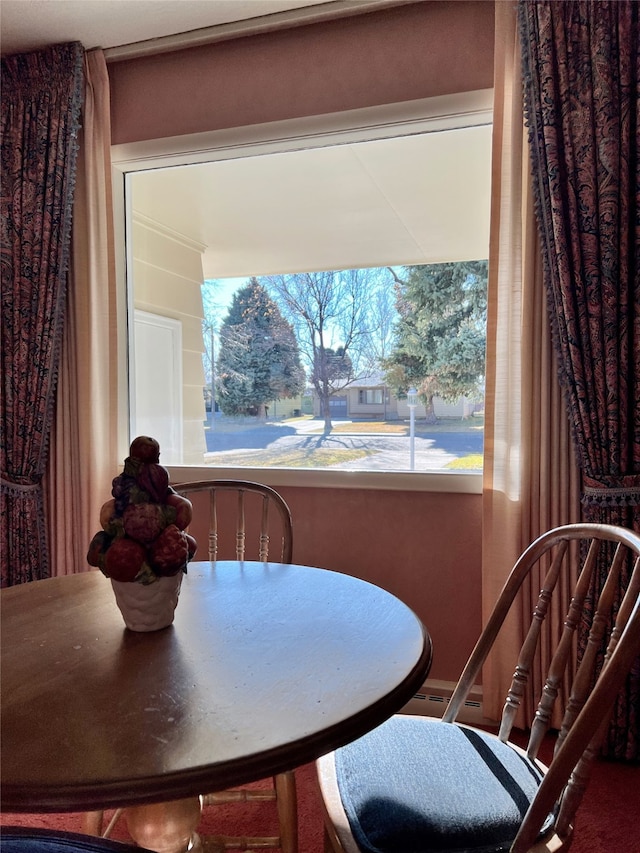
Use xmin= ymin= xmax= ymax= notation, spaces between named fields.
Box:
xmin=264 ymin=268 xmax=395 ymax=432
xmin=201 ymin=280 xmax=228 ymax=414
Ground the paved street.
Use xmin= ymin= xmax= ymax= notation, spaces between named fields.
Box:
xmin=203 ymin=416 xmax=483 ymax=471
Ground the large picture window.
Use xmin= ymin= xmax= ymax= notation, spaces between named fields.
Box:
xmin=122 ymin=95 xmax=491 ymax=482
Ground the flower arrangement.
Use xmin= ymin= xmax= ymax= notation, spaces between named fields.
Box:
xmin=87 ymin=436 xmax=197 ymax=584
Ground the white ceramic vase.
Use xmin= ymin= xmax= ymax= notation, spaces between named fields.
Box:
xmin=111 ymin=572 xmax=183 ymax=631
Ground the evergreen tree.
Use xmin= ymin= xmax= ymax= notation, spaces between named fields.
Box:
xmin=383 ymin=261 xmax=487 ymax=422
xmin=216 ymin=279 xmax=305 ymax=416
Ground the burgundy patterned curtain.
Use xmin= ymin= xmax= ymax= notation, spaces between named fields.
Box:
xmin=519 ymin=1 xmax=639 ymax=759
xmin=1 ymin=43 xmax=84 ymax=587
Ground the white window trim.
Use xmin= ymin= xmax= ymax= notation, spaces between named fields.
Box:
xmin=164 ymin=465 xmax=482 ymax=495
xmin=112 ymin=90 xmax=492 ymax=495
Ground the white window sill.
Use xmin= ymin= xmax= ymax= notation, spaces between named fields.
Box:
xmin=165 ymin=466 xmax=483 ymax=494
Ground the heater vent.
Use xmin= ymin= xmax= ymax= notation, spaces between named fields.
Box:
xmin=401 ymin=680 xmax=487 ymax=726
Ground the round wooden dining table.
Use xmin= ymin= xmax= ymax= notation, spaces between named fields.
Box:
xmin=1 ymin=561 xmax=432 ymax=851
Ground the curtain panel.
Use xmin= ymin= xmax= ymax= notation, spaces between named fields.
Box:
xmin=0 ymin=42 xmax=85 ymax=586
xmin=46 ymin=49 xmax=119 ymax=579
xmin=482 ymin=0 xmax=580 ymax=728
xmin=519 ymin=0 xmax=639 ymax=760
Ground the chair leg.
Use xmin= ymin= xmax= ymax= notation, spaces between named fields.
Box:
xmin=82 ymin=811 xmax=104 ymax=836
xmin=274 ymin=771 xmax=298 ymax=853
xmin=324 ymin=825 xmax=337 ymax=853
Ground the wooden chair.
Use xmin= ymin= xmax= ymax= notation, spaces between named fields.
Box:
xmin=84 ymin=479 xmax=297 ymax=853
xmin=317 ymin=522 xmax=640 ymax=853
xmin=175 ymin=479 xmax=293 ymax=565
xmin=176 ymin=479 xmax=296 ymax=853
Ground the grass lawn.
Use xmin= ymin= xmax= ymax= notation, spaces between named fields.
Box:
xmin=205 ymin=448 xmax=374 ymax=467
xmin=445 ymin=454 xmax=484 ymax=470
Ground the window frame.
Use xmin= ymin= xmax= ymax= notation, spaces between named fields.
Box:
xmin=111 ymin=89 xmax=492 ymax=495
xmin=358 ymin=389 xmax=384 ymax=405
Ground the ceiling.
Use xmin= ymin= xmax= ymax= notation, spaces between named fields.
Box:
xmin=2 ymin=0 xmax=492 ymax=281
xmin=0 ymin=0 xmax=334 ymax=55
xmin=130 ymin=124 xmax=492 ymax=280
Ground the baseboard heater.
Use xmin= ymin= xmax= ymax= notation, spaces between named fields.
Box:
xmin=400 ymin=679 xmax=487 ymax=726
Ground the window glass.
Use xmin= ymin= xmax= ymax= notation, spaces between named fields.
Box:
xmin=127 ymin=122 xmax=491 ymax=473
xmin=359 ymin=390 xmax=384 ymax=405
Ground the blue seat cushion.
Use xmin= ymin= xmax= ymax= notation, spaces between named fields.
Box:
xmin=0 ymin=828 xmax=150 ymax=853
xmin=334 ymin=716 xmax=554 ymax=853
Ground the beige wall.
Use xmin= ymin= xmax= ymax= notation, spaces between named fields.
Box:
xmin=108 ymin=1 xmax=494 ymax=145
xmin=131 ymin=215 xmax=207 ymax=463
xmin=110 ymin=0 xmax=494 ymax=684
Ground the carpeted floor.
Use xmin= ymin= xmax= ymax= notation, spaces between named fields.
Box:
xmin=2 ymin=749 xmax=638 ymax=852
xmin=0 ymin=764 xmax=323 ymax=851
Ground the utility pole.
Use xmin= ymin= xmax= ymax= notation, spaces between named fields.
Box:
xmin=408 ymin=388 xmax=417 ymax=470
xmin=210 ymin=325 xmax=215 ymax=431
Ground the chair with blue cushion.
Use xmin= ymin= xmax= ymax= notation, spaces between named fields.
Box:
xmin=317 ymin=522 xmax=640 ymax=853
